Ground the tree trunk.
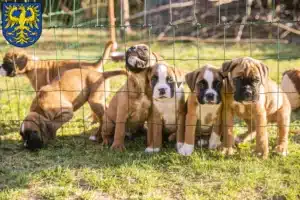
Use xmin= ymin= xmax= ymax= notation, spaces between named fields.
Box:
xmin=123 ymin=0 xmax=133 ymax=34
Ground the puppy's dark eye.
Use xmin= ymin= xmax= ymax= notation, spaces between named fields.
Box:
xmin=232 ymin=77 xmax=239 ymax=83
xmin=215 ymin=81 xmax=222 ymax=89
xmin=151 ymin=75 xmax=158 ymax=82
xmin=253 ymin=78 xmax=260 ymax=84
xmin=166 ymin=76 xmax=173 ymax=84
xmin=197 ymin=81 xmax=205 ymax=89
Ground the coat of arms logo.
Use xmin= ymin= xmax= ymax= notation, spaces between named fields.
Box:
xmin=2 ymin=2 xmax=42 ymax=48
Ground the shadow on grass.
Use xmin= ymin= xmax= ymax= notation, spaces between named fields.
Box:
xmin=291 ymin=110 xmax=300 ymax=123
xmin=0 ymin=131 xmax=232 ymax=192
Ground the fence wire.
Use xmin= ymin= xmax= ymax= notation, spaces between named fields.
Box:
xmin=0 ymin=0 xmax=299 ymax=151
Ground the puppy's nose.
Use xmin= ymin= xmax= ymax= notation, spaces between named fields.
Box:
xmin=206 ymin=93 xmax=214 ymax=101
xmin=158 ymin=88 xmax=166 ymax=96
xmin=244 ymin=91 xmax=252 ymax=98
xmin=26 ymin=132 xmax=43 ymax=150
xmin=129 ymin=46 xmax=136 ymax=51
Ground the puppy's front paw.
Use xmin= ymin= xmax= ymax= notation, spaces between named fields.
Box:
xmin=255 ymin=151 xmax=268 ymax=160
xmin=101 ymin=136 xmax=110 ymax=146
xmin=255 ymin=146 xmax=269 ymax=159
xmin=176 ymin=142 xmax=184 ymax=150
xmin=275 ymin=145 xmax=288 ymax=157
xmin=111 ymin=142 xmax=126 ymax=152
xmin=219 ymin=147 xmax=235 ymax=156
xmin=208 ymin=132 xmax=221 ymax=150
xmin=89 ymin=135 xmax=97 ymax=141
xmin=234 ymin=136 xmax=243 ymax=145
xmin=145 ymin=147 xmax=160 ymax=153
xmin=178 ymin=143 xmax=194 ymax=156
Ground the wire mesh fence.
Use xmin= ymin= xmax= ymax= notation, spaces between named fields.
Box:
xmin=0 ymin=0 xmax=299 ymax=152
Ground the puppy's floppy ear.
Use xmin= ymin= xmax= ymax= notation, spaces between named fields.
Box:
xmin=220 ymin=60 xmax=233 ymax=78
xmin=152 ymin=52 xmax=163 ymax=61
xmin=147 ymin=66 xmax=154 ymax=81
xmin=257 ymin=62 xmax=269 ymax=85
xmin=282 ymin=69 xmax=292 ymax=77
xmin=149 ymin=52 xmax=162 ymax=66
xmin=185 ymin=69 xmax=201 ymax=91
xmin=14 ymin=52 xmax=28 ymax=70
xmin=171 ymin=67 xmax=185 ymax=88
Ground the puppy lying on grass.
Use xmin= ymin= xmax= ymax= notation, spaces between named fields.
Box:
xmin=1 ymin=41 xmax=115 ymax=124
xmin=20 ymin=68 xmax=127 ymax=150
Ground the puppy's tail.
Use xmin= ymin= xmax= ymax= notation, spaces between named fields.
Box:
xmin=94 ymin=41 xmax=114 ymax=71
xmin=102 ymin=69 xmax=128 ymax=80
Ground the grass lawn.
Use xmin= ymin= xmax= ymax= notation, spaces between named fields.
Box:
xmin=0 ymin=30 xmax=300 ymax=199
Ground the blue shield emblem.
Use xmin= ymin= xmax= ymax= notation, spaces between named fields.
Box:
xmin=2 ymin=2 xmax=42 ymax=48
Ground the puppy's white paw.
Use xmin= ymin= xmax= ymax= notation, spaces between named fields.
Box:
xmin=234 ymin=136 xmax=243 ymax=144
xmin=275 ymin=145 xmax=288 ymax=157
xmin=197 ymin=139 xmax=208 ymax=147
xmin=145 ymin=147 xmax=160 ymax=153
xmin=178 ymin=143 xmax=194 ymax=156
xmin=23 ymin=141 xmax=28 ymax=147
xmin=89 ymin=135 xmax=97 ymax=141
xmin=280 ymin=151 xmax=288 ymax=157
xmin=208 ymin=132 xmax=221 ymax=149
xmin=176 ymin=142 xmax=184 ymax=150
xmin=125 ymin=132 xmax=132 ymax=137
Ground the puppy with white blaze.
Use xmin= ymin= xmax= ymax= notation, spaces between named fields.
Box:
xmin=178 ymin=64 xmax=224 ymax=156
xmin=145 ymin=63 xmax=185 ymax=153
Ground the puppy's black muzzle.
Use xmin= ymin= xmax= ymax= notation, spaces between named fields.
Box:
xmin=205 ymin=93 xmax=215 ymax=101
xmin=158 ymin=88 xmax=166 ymax=96
xmin=0 ymin=63 xmax=16 ymax=77
xmin=125 ymin=46 xmax=150 ymax=73
xmin=197 ymin=91 xmax=221 ymax=105
xmin=234 ymin=86 xmax=258 ymax=102
xmin=22 ymin=131 xmax=44 ymax=151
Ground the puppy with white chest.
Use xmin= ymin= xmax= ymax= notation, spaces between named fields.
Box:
xmin=145 ymin=62 xmax=185 ymax=153
xmin=178 ymin=65 xmax=224 ymax=156
xmin=220 ymin=57 xmax=291 ymax=159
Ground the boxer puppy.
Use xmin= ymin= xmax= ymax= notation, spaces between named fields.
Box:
xmin=0 ymin=41 xmax=114 ymax=91
xmin=177 ymin=65 xmax=224 ymax=156
xmin=145 ymin=62 xmax=185 ymax=153
xmin=95 ymin=44 xmax=161 ymax=151
xmin=125 ymin=44 xmax=161 ymax=73
xmin=281 ymin=69 xmax=300 ymax=111
xmin=220 ymin=57 xmax=291 ymax=159
xmin=0 ymin=41 xmax=114 ymax=122
xmin=20 ymin=68 xmax=127 ymax=150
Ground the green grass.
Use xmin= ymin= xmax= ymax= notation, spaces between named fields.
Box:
xmin=0 ymin=32 xmax=300 ymax=199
